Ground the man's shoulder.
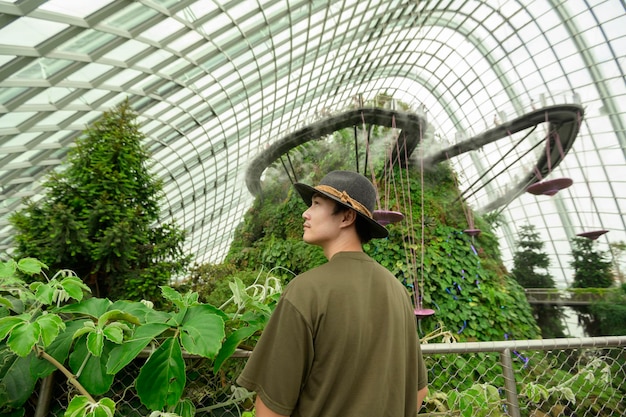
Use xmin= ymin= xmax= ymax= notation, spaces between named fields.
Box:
xmin=290 ymin=262 xmax=330 ymax=285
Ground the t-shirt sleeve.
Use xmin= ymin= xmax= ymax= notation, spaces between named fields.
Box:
xmin=416 ymin=340 xmax=428 ymax=390
xmin=236 ymin=297 xmax=314 ymax=416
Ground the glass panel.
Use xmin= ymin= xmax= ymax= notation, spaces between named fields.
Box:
xmin=0 ymin=87 xmax=27 ymax=105
xmin=66 ymin=63 xmax=113 ymax=83
xmin=56 ymin=29 xmax=116 ymax=55
xmin=24 ymin=87 xmax=76 ymax=106
xmin=101 ymin=3 xmax=159 ymax=32
xmin=102 ymin=69 xmax=144 ymax=87
xmin=0 ymin=112 xmax=36 ymax=128
xmin=39 ymin=0 xmax=114 ymax=19
xmin=0 ymin=17 xmax=67 ymax=47
xmin=37 ymin=111 xmax=77 ymax=126
xmin=139 ymin=18 xmax=185 ymax=43
xmin=101 ymin=40 xmax=152 ymax=62
xmin=167 ymin=30 xmax=203 ymax=51
xmin=135 ymin=50 xmax=175 ymax=71
xmin=11 ymin=58 xmax=73 ymax=80
xmin=177 ymin=2 xmax=220 ymax=23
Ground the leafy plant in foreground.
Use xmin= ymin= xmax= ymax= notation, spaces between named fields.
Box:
xmin=0 ymin=258 xmax=226 ymax=417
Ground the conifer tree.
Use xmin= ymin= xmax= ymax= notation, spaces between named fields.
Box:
xmin=571 ymin=237 xmax=613 ymax=288
xmin=570 ymin=236 xmax=614 ymax=336
xmin=10 ymin=100 xmax=190 ymax=303
xmin=512 ymin=224 xmax=567 ymax=338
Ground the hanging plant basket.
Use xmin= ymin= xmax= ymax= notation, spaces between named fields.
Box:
xmin=526 ymin=178 xmax=573 ymax=196
xmin=576 ymin=230 xmax=609 ymax=240
xmin=414 ymin=307 xmax=435 ymax=318
xmin=463 ymin=228 xmax=481 ymax=237
xmin=373 ymin=210 xmax=404 ymax=226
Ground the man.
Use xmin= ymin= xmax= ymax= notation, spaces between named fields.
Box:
xmin=237 ymin=170 xmax=428 ymax=416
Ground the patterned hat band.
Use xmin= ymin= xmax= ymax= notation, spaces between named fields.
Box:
xmin=314 ymin=184 xmax=373 ymax=219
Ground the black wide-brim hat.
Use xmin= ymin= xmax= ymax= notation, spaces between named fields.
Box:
xmin=294 ymin=170 xmax=389 ymax=239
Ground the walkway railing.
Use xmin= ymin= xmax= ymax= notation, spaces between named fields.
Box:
xmin=523 ymin=288 xmax=617 ymax=306
xmin=419 ymin=336 xmax=626 ymax=416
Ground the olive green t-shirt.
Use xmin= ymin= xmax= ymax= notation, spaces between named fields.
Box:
xmin=237 ymin=251 xmax=427 ymax=417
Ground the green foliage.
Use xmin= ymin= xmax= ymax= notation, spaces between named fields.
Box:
xmin=9 ymin=100 xmax=190 ymax=304
xmin=511 ymin=225 xmax=566 ymax=338
xmin=588 ymin=284 xmax=626 ymax=336
xmin=226 ymin=129 xmax=540 ymax=343
xmin=423 ymin=349 xmax=625 ymax=417
xmin=570 ymin=237 xmax=615 ymax=337
xmin=570 ymin=237 xmax=614 ymax=289
xmin=512 ymin=225 xmax=555 ymax=288
xmin=212 ymin=274 xmax=282 ymax=372
xmin=519 ymin=353 xmax=625 ymax=416
xmin=0 ymin=257 xmax=230 ymax=416
xmin=424 ymin=383 xmax=506 ymax=417
xmin=447 ymin=383 xmax=505 ymax=417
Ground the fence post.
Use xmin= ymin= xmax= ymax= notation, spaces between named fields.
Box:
xmin=500 ymin=348 xmax=521 ymax=417
xmin=34 ymin=371 xmax=55 ymax=417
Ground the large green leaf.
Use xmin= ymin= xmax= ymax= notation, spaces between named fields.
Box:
xmin=16 ymin=258 xmax=46 ymax=275
xmin=31 ymin=319 xmax=88 ymax=379
xmin=59 ymin=276 xmax=90 ymax=301
xmin=109 ymin=300 xmax=171 ymax=324
xmin=136 ymin=337 xmax=185 ymax=410
xmin=179 ymin=305 xmax=225 ymax=358
xmin=0 ymin=260 xmax=17 ymax=278
xmin=161 ymin=286 xmax=185 ymax=309
xmin=106 ymin=322 xmax=170 ymax=374
xmin=35 ymin=313 xmax=65 ymax=346
xmin=102 ymin=323 xmax=125 ymax=344
xmin=33 ymin=282 xmax=55 ymax=305
xmin=87 ymin=330 xmax=104 ymax=357
xmin=213 ymin=325 xmax=258 ymax=372
xmin=173 ymin=398 xmax=196 ymax=417
xmin=7 ymin=321 xmax=40 ymax=357
xmin=0 ymin=316 xmax=23 ymax=341
xmin=199 ymin=302 xmax=229 ymax=321
xmin=0 ymin=295 xmax=23 ymax=315
xmin=68 ymin=337 xmax=114 ymax=395
xmin=58 ymin=298 xmax=112 ymax=318
xmin=66 ymin=396 xmax=115 ymax=417
xmin=0 ymin=345 xmax=37 ymax=410
xmin=97 ymin=309 xmax=141 ymax=327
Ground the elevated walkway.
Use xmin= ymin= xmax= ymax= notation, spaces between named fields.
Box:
xmin=524 ymin=288 xmax=616 ymax=306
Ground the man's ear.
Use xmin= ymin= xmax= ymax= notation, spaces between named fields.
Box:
xmin=340 ymin=208 xmax=357 ymax=228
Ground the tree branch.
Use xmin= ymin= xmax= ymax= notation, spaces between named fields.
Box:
xmin=36 ymin=347 xmax=96 ymax=403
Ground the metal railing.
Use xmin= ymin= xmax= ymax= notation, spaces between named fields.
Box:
xmin=419 ymin=336 xmax=626 ymax=416
xmin=523 ymin=288 xmax=616 ymax=306
xmin=30 ymin=336 xmax=626 ymax=416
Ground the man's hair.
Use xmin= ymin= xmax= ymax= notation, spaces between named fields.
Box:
xmin=331 ymin=202 xmax=374 ymax=244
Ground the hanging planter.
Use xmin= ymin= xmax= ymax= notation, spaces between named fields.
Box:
xmin=576 ymin=230 xmax=609 ymax=240
xmin=373 ymin=210 xmax=404 ymax=226
xmin=526 ymin=178 xmax=573 ymax=196
xmin=414 ymin=307 xmax=435 ymax=318
xmin=463 ymin=228 xmax=481 ymax=237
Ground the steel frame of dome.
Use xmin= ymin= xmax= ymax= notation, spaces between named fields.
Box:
xmin=0 ymin=0 xmax=624 ymax=287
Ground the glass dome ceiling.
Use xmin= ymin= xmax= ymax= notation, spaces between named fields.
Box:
xmin=0 ymin=0 xmax=624 ymax=287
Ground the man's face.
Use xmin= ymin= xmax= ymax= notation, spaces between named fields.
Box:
xmin=301 ymin=194 xmax=343 ymax=246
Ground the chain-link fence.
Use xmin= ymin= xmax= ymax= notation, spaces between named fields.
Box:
xmin=29 ymin=336 xmax=626 ymax=416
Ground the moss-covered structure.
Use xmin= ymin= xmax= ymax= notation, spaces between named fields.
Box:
xmin=224 ymin=128 xmax=540 ymax=343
